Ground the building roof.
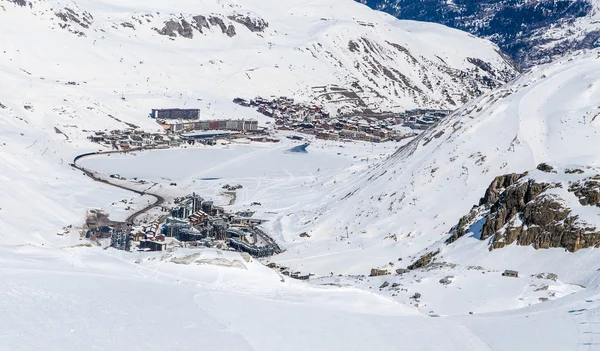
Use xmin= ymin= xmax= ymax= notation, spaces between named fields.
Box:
xmin=180 ymin=130 xmax=235 ymax=138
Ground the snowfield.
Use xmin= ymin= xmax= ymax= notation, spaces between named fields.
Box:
xmin=2 ymin=245 xmax=600 ymax=351
xmin=274 ymin=49 xmax=600 ymax=279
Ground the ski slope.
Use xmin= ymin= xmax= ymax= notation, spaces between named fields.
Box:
xmin=3 ymin=244 xmax=600 ymax=351
xmin=272 ymin=49 xmax=600 ymax=279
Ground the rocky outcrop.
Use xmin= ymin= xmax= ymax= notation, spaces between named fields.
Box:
xmin=192 ymin=15 xmax=210 ymax=32
xmin=407 ymin=250 xmax=440 ymax=270
xmin=569 ymin=178 xmax=600 ymax=206
xmin=155 ymin=15 xmax=236 ymax=38
xmin=480 ymin=179 xmax=554 ymax=241
xmin=6 ymin=0 xmax=31 ymax=7
xmin=228 ymin=14 xmax=269 ymax=32
xmin=208 ymin=16 xmax=227 ymax=33
xmin=447 ymin=165 xmax=600 ymax=252
xmin=369 ymin=268 xmax=390 ymax=276
xmin=54 ymin=7 xmax=93 ymax=36
xmin=156 ymin=19 xmax=194 ymax=38
xmin=537 ymin=163 xmax=556 ymax=173
xmin=447 ymin=172 xmax=527 ymax=244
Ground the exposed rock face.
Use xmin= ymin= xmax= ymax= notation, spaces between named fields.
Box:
xmin=447 ymin=166 xmax=600 ymax=252
xmin=155 ymin=15 xmax=235 ymax=38
xmin=6 ymin=0 xmax=30 ymax=7
xmin=439 ymin=276 xmax=454 ymax=285
xmin=480 ymin=180 xmax=554 ymax=241
xmin=407 ymin=250 xmax=440 ymax=270
xmin=228 ymin=14 xmax=269 ymax=32
xmin=208 ymin=16 xmax=227 ymax=33
xmin=447 ymin=172 xmax=527 ymax=244
xmin=369 ymin=268 xmax=390 ymax=276
xmin=479 ymin=172 xmax=528 ymax=207
xmin=537 ymin=163 xmax=556 ymax=173
xmin=225 ymin=24 xmax=236 ymax=37
xmin=54 ymin=7 xmax=94 ymax=36
xmin=156 ymin=19 xmax=194 ymax=38
xmin=569 ymin=178 xmax=600 ymax=206
xmin=192 ymin=15 xmax=210 ymax=32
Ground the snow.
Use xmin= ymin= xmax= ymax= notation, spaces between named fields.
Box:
xmin=0 ymin=0 xmax=599 ymax=349
xmin=271 ymin=49 xmax=600 ymax=279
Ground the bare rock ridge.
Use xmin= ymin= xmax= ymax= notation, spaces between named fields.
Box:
xmin=155 ymin=15 xmax=239 ymax=38
xmin=447 ymin=165 xmax=600 ymax=252
xmin=228 ymin=14 xmax=269 ymax=32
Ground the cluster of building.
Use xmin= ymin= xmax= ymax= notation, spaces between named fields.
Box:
xmin=129 ymin=222 xmax=168 ymax=252
xmin=234 ymin=96 xmax=419 ymax=142
xmin=159 ymin=193 xmax=281 ymax=257
xmin=160 ymin=118 xmax=260 ymax=134
xmin=312 ymin=116 xmax=411 ymax=142
xmin=87 ymin=129 xmax=181 ymax=150
xmin=150 ymin=108 xmax=260 ymax=135
xmin=402 ymin=109 xmax=452 ymax=130
xmin=234 ymin=96 xmax=329 ymax=124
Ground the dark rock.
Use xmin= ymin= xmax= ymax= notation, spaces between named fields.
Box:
xmin=209 ymin=16 xmax=227 ymax=33
xmin=370 ymin=268 xmax=390 ymax=277
xmin=411 ymin=292 xmax=421 ymax=299
xmin=447 ymin=170 xmax=600 ymax=252
xmin=156 ymin=19 xmax=193 ymax=39
xmin=439 ymin=276 xmax=454 ymax=285
xmin=192 ymin=15 xmax=210 ymax=33
xmin=479 ymin=172 xmax=528 ymax=207
xmin=156 ymin=19 xmax=182 ymax=37
xmin=407 ymin=250 xmax=440 ymax=270
xmin=395 ymin=268 xmax=409 ymax=275
xmin=568 ymin=179 xmax=600 ymax=206
xmin=6 ymin=0 xmax=30 ymax=7
xmin=379 ymin=281 xmax=390 ymax=289
xmin=179 ymin=19 xmax=194 ymax=38
xmin=225 ymin=24 xmax=236 ymax=37
xmin=55 ymin=7 xmax=93 ymax=30
xmin=537 ymin=163 xmax=555 ymax=173
xmin=565 ymin=168 xmax=585 ymax=174
xmin=481 ymin=180 xmax=553 ymax=241
xmin=228 ymin=14 xmax=269 ymax=32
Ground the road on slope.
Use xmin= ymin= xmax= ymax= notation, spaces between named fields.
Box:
xmin=71 ymin=148 xmax=164 ymax=230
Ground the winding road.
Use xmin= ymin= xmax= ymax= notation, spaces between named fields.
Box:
xmin=71 ymin=147 xmax=165 ymax=229
xmin=72 ymin=146 xmax=283 ymax=256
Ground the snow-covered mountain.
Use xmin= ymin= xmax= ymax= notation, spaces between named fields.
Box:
xmin=358 ymin=0 xmax=600 ymax=68
xmin=275 ymin=48 xmax=600 ymax=278
xmin=2 ymin=1 xmax=600 ymax=349
xmin=0 ymin=0 xmax=518 ymax=245
xmin=0 ymin=0 xmax=516 ymax=116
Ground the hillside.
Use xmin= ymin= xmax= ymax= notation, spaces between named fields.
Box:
xmin=358 ymin=0 xmax=600 ymax=67
xmin=2 ymin=1 xmax=600 ymax=349
xmin=0 ymin=0 xmax=517 ymax=246
xmin=273 ymin=49 xmax=600 ymax=279
xmin=1 ymin=0 xmax=516 ymax=117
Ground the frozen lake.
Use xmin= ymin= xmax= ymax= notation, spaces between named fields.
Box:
xmin=78 ymin=143 xmax=354 ymax=183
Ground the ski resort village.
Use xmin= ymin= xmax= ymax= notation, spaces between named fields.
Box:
xmin=76 ymin=104 xmax=428 ymax=277
xmin=75 ymin=104 xmax=450 ymax=264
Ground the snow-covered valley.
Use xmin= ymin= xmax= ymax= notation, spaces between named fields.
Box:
xmin=2 ymin=0 xmax=600 ymax=349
